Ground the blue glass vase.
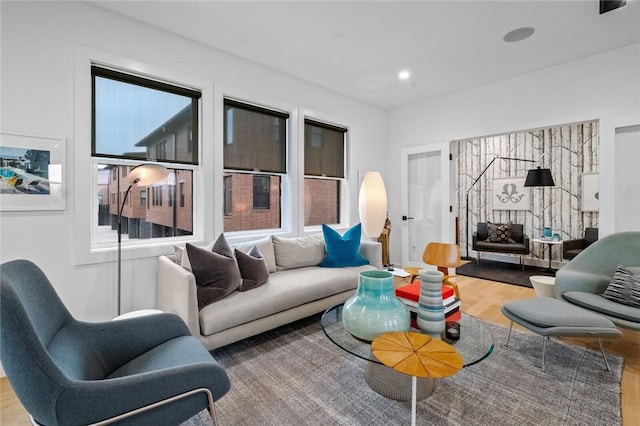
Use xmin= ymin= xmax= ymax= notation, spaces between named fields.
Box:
xmin=342 ymin=270 xmax=410 ymax=342
xmin=416 ymin=269 xmax=445 ymax=339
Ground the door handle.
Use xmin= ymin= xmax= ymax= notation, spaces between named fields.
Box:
xmin=402 ymin=216 xmax=415 ymax=221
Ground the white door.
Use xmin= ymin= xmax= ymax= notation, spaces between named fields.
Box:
xmin=401 ymin=143 xmax=452 ymax=269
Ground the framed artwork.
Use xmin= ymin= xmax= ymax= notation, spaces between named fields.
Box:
xmin=581 ymin=172 xmax=599 ymax=212
xmin=492 ymin=177 xmax=530 ymax=211
xmin=0 ymin=131 xmax=65 ymax=211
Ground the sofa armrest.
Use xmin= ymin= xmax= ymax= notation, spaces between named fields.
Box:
xmin=522 ymin=233 xmax=530 ymax=253
xmin=562 ymin=239 xmax=585 ymax=257
xmin=554 ymin=269 xmax=612 ymax=299
xmin=472 ymin=232 xmax=481 ymax=250
xmin=156 ymin=256 xmax=200 ymax=337
xmin=360 ymin=240 xmax=383 ymax=269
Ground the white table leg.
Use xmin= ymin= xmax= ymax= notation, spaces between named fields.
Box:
xmin=411 ymin=375 xmax=417 ymax=426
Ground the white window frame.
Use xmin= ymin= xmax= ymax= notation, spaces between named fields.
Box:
xmin=299 ymin=108 xmax=352 ymax=235
xmin=217 ymin=87 xmax=298 ymax=242
xmin=73 ymin=47 xmax=214 ymax=265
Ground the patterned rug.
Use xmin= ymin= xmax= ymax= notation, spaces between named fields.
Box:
xmin=456 ymin=259 xmax=555 ymax=288
xmin=187 ymin=314 xmax=623 ymax=426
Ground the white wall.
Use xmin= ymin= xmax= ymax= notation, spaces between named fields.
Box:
xmin=615 ymin=124 xmax=640 ymax=232
xmin=386 ymin=43 xmax=640 ymax=266
xmin=0 ymin=2 xmax=386 ymax=322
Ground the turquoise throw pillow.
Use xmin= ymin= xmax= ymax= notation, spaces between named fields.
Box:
xmin=320 ymin=223 xmax=370 ymax=268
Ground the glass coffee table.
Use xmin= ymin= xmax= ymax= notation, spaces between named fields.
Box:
xmin=321 ymin=304 xmax=494 ymax=401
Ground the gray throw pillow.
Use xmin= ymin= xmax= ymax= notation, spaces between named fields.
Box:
xmin=602 ymin=264 xmax=640 ymax=308
xmin=235 ymin=246 xmax=269 ymax=292
xmin=186 ymin=234 xmax=241 ymax=309
xmin=234 ymin=236 xmax=277 ymax=273
xmin=272 ymin=233 xmax=325 ymax=270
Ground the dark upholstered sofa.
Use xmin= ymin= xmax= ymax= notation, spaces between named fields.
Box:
xmin=472 ymin=222 xmax=530 ymax=269
xmin=555 ymin=231 xmax=640 ymax=331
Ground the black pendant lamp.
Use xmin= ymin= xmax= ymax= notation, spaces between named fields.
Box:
xmin=524 ymin=167 xmax=555 ymax=187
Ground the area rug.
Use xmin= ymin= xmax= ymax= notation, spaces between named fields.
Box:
xmin=456 ymin=259 xmax=555 ymax=288
xmin=197 ymin=314 xmax=622 ymax=426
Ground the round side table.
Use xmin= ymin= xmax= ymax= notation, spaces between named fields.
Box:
xmin=529 ymin=275 xmax=556 ymax=298
xmin=371 ymin=332 xmax=463 ymax=426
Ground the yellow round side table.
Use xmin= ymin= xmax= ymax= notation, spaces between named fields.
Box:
xmin=372 ymin=332 xmax=463 ymax=426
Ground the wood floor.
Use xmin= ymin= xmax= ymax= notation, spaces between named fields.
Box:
xmin=1 ymin=275 xmax=638 ymax=425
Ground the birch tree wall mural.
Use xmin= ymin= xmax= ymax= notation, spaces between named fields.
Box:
xmin=454 ymin=120 xmax=599 ymax=263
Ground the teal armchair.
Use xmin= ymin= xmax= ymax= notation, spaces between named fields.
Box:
xmin=554 ymin=232 xmax=640 ymax=331
xmin=1 ymin=259 xmax=231 ymax=425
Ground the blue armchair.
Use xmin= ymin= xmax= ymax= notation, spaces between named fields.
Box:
xmin=1 ymin=259 xmax=231 ymax=425
xmin=554 ymin=232 xmax=640 ymax=331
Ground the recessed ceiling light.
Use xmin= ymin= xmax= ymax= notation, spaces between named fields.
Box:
xmin=398 ymin=70 xmax=410 ymax=80
xmin=503 ymin=27 xmax=535 ymax=43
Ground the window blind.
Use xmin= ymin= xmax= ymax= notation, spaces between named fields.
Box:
xmin=223 ymin=99 xmax=288 ymax=173
xmin=304 ymin=119 xmax=346 ymax=178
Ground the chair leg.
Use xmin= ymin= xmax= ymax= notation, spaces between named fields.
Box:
xmin=87 ymin=388 xmax=216 ymax=425
xmin=29 ymin=415 xmax=43 ymax=426
xmin=505 ymin=321 xmax=514 ymax=347
xmin=444 ymin=279 xmax=460 ymax=300
xmin=541 ymin=336 xmax=548 ymax=371
xmin=598 ymin=339 xmax=612 ymax=372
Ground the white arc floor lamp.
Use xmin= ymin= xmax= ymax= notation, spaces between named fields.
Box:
xmin=117 ymin=163 xmax=170 ymax=315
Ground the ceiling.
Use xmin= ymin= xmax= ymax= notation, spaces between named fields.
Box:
xmin=91 ymin=1 xmax=640 ymax=110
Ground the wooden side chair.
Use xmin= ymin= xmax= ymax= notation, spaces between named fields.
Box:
xmin=404 ymin=242 xmax=463 ymax=299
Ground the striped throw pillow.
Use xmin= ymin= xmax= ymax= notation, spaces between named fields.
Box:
xmin=602 ymin=264 xmax=640 ymax=308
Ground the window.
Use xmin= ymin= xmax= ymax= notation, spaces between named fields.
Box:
xmin=152 ymin=186 xmax=163 ymax=207
xmin=224 ymin=175 xmax=232 ymax=216
xmin=223 ymin=99 xmax=287 ymax=232
xmin=304 ymin=119 xmax=346 ymax=226
xmin=156 ymin=140 xmax=167 ymax=160
xmin=253 ymin=175 xmax=270 ymax=209
xmin=168 ymin=184 xmax=175 ymax=207
xmin=92 ymin=66 xmax=199 ymax=243
xmin=92 ymin=66 xmax=200 ymax=164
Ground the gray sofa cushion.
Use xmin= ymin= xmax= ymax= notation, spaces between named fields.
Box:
xmin=234 ymin=236 xmax=277 ymax=273
xmin=563 ymin=291 xmax=640 ymax=323
xmin=501 ymin=297 xmax=614 ymax=328
xmin=199 ymin=264 xmax=373 ymax=335
xmin=272 ymin=234 xmax=325 ymax=270
xmin=473 ymin=240 xmax=528 ymax=254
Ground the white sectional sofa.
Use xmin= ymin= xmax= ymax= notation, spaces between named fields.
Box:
xmin=157 ymin=234 xmax=382 ymax=350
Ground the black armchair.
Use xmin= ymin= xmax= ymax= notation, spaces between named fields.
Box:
xmin=472 ymin=222 xmax=530 ymax=270
xmin=562 ymin=227 xmax=598 ymax=260
xmin=1 ymin=259 xmax=231 ymax=425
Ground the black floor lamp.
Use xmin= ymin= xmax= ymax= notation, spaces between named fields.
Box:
xmin=117 ymin=163 xmax=170 ymax=315
xmin=464 ymin=156 xmax=555 ymax=259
